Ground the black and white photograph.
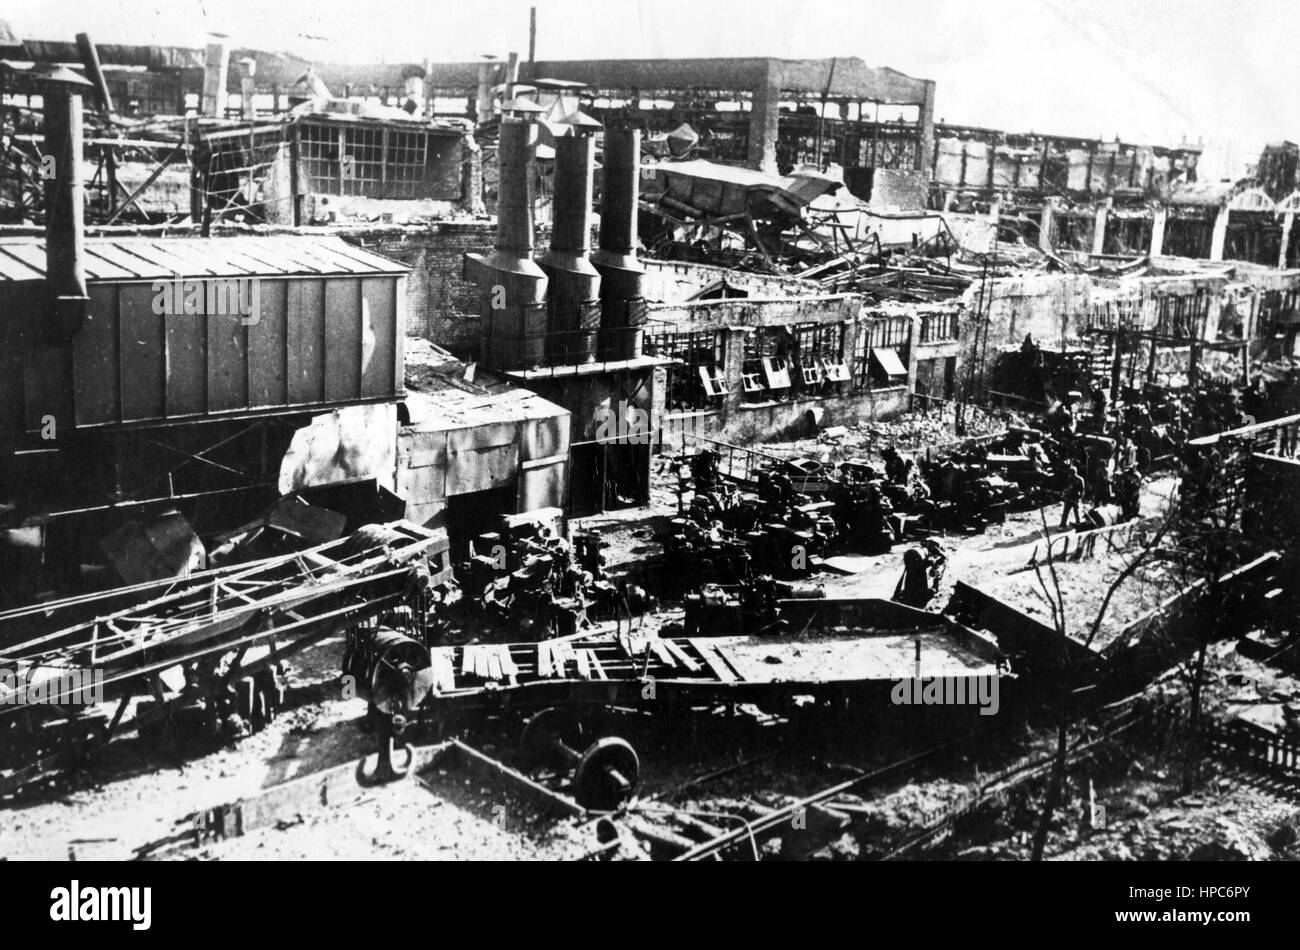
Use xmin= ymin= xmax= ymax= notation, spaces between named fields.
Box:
xmin=0 ymin=0 xmax=1294 ymax=920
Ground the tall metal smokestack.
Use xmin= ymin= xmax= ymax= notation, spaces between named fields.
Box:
xmin=202 ymin=35 xmax=231 ymax=118
xmin=539 ymin=130 xmax=601 ymax=364
xmin=464 ymin=118 xmax=549 ymax=370
xmin=42 ymin=67 xmax=92 ymax=337
xmin=592 ymin=128 xmax=646 ymax=360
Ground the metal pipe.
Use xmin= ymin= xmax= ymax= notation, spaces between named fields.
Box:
xmin=74 ymin=33 xmax=114 ymax=116
xmin=540 ymin=132 xmax=601 ymax=364
xmin=592 ymin=129 xmax=646 ymax=361
xmin=528 ymin=7 xmax=537 ymax=81
xmin=43 ymin=77 xmax=89 ymax=333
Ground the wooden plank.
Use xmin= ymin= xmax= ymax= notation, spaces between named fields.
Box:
xmin=650 ymin=640 xmax=674 ymax=668
xmin=536 ymin=642 xmax=550 ymax=678
xmin=247 ymin=279 xmax=288 ymax=408
xmin=587 ymin=650 xmax=608 ymax=680
xmin=663 ymin=639 xmax=701 ymax=672
xmin=498 ymin=646 xmax=519 ymax=678
xmin=359 ymin=276 xmax=397 ymax=398
xmin=324 ymin=277 xmax=362 ymax=402
xmin=574 ymin=648 xmax=591 ymax=680
xmin=287 ymin=280 xmax=325 ymax=404
xmin=72 ymin=284 xmax=121 ymax=426
xmin=460 ymin=646 xmax=474 ymax=677
xmin=118 ymin=284 xmax=166 ymax=421
xmin=207 ymin=304 xmax=249 ymax=413
xmin=429 ymin=651 xmax=457 ymax=692
xmin=691 ymin=639 xmax=739 ymax=684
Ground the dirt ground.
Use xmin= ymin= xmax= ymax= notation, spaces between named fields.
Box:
xmin=2 ymin=411 xmax=1294 ymax=862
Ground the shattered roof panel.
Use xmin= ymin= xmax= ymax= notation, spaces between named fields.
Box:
xmin=650 ymin=160 xmax=841 ymax=218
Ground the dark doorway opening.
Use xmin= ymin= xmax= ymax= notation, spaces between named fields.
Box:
xmin=568 ymin=442 xmax=650 ymax=517
xmin=445 ymin=482 xmax=517 ymax=562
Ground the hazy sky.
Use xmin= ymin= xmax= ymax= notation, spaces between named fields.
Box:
xmin=14 ymin=0 xmax=1299 ymax=160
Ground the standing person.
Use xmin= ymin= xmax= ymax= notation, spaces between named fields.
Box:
xmin=1059 ymin=462 xmax=1084 ymax=528
xmin=894 ymin=548 xmax=937 ymax=609
xmin=1116 ymin=467 xmax=1142 ymax=521
xmin=1118 ymin=432 xmax=1138 ymax=471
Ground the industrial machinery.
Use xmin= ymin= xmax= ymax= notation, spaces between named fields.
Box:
xmin=0 ymin=521 xmax=450 ymax=796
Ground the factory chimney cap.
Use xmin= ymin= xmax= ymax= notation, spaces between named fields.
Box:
xmin=34 ymin=64 xmax=93 ymax=88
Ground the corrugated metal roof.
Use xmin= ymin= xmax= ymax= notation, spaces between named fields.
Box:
xmin=405 ymin=385 xmax=568 ymax=432
xmin=0 ymin=235 xmax=407 ymax=282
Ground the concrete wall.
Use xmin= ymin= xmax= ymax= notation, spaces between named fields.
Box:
xmin=395 ymin=408 xmax=570 ymax=529
xmin=641 ymin=258 xmax=820 ymax=303
xmin=966 ymin=272 xmax=1099 ymax=353
xmin=868 ymin=168 xmax=930 ymax=211
xmin=646 ymin=293 xmax=859 ymax=332
xmin=660 ymin=383 xmax=911 ymax=447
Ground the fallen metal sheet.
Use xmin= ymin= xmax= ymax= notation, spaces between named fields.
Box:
xmin=100 ymin=509 xmax=206 ymax=585
xmin=265 ymin=495 xmax=348 ymax=543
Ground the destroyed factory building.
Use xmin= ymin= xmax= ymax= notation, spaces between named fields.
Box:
xmin=0 ymin=19 xmax=1298 ymax=865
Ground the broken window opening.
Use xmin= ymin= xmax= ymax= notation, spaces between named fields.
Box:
xmin=854 ymin=314 xmax=911 ymax=390
xmin=918 ymin=309 xmax=960 ymax=344
xmin=644 ymin=328 xmax=727 ymax=411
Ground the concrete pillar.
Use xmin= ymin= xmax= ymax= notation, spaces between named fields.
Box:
xmin=905 ymin=314 xmax=921 ymax=408
xmin=723 ymin=327 xmax=747 ymax=415
xmin=1150 ymin=204 xmax=1167 ymax=257
xmin=476 ymin=59 xmax=496 ymax=124
xmin=423 ymin=58 xmax=434 ymax=117
xmin=202 ymin=35 xmax=230 ymax=118
xmin=1091 ymin=198 xmax=1111 ymax=256
xmin=748 ymin=59 xmax=781 ymax=174
xmin=505 ymin=52 xmax=520 ymax=102
xmin=1279 ymin=212 xmax=1294 ymax=269
xmin=238 ymin=58 xmax=257 ymax=120
xmin=1038 ymin=201 xmax=1055 ymax=252
xmin=1210 ymin=204 xmax=1230 ymax=261
xmin=403 ymin=75 xmax=424 ymax=116
xmin=918 ymin=79 xmax=937 ymax=174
